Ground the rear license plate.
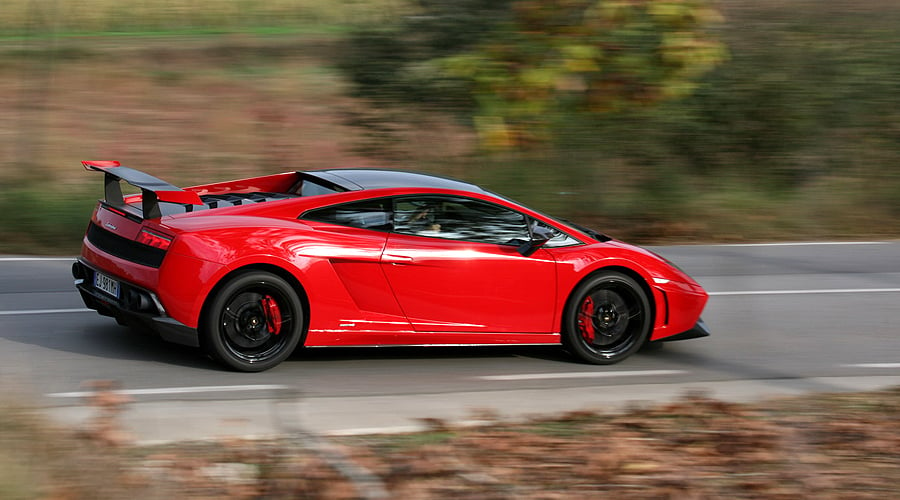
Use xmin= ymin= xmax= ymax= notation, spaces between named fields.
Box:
xmin=94 ymin=271 xmax=120 ymax=299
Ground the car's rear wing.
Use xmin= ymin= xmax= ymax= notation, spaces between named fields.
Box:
xmin=82 ymin=160 xmax=203 ymax=219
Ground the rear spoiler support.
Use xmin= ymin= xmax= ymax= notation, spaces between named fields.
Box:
xmin=82 ymin=160 xmax=203 ymax=219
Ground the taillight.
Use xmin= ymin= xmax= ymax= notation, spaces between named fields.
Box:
xmin=136 ymin=228 xmax=173 ymax=251
xmin=103 ymin=205 xmax=128 ymax=218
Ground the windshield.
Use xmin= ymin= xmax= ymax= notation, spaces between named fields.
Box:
xmin=488 ymin=190 xmax=610 ymax=243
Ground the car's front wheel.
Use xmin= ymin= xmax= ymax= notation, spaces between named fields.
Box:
xmin=202 ymin=271 xmax=304 ymax=372
xmin=563 ymin=271 xmax=651 ymax=364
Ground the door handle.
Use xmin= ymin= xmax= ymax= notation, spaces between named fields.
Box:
xmin=383 ymin=254 xmax=414 ymax=264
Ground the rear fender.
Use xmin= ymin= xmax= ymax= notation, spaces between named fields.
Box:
xmin=195 ymin=261 xmax=311 ymax=348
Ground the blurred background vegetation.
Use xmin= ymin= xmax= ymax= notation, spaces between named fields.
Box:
xmin=1 ymin=0 xmax=898 ymax=254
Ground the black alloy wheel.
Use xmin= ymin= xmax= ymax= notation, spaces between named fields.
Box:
xmin=203 ymin=271 xmax=305 ymax=372
xmin=563 ymin=271 xmax=651 ymax=364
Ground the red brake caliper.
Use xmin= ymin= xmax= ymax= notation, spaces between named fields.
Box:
xmin=578 ymin=296 xmax=595 ymax=342
xmin=261 ymin=296 xmax=282 ymax=335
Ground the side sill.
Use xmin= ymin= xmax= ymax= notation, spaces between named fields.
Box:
xmin=154 ymin=317 xmax=201 ymax=348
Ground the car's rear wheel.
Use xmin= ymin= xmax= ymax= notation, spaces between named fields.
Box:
xmin=563 ymin=271 xmax=651 ymax=364
xmin=202 ymin=271 xmax=304 ymax=372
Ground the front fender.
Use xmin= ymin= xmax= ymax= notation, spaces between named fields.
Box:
xmin=551 ymin=242 xmax=706 ymax=336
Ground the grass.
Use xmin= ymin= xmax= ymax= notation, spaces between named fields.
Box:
xmin=0 ymin=186 xmax=97 ymax=255
xmin=0 ymin=30 xmax=481 ymax=254
xmin=1 ymin=1 xmax=899 ymax=253
xmin=0 ymin=0 xmax=413 ymax=37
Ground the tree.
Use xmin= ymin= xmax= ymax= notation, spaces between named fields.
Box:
xmin=444 ymin=0 xmax=727 ymax=147
xmin=341 ymin=0 xmax=726 ymax=149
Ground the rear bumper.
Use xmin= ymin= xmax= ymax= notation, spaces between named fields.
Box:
xmin=660 ymin=318 xmax=711 ymax=342
xmin=73 ymin=259 xmax=200 ymax=348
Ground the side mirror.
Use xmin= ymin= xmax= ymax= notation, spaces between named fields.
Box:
xmin=515 ymin=226 xmax=553 ymax=257
xmin=515 ymin=236 xmax=548 ymax=257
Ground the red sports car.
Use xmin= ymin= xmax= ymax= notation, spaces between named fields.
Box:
xmin=73 ymin=161 xmax=709 ymax=372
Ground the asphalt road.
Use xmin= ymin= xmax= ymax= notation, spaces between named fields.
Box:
xmin=1 ymin=241 xmax=898 ymax=442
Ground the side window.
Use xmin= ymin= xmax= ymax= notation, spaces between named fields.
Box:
xmin=532 ymin=219 xmax=581 ymax=248
xmin=393 ymin=196 xmax=530 ymax=244
xmin=301 ymin=199 xmax=392 ymax=231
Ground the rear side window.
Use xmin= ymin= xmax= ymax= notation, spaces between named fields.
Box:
xmin=301 ymin=199 xmax=392 ymax=231
xmin=298 ymin=179 xmax=345 ymax=197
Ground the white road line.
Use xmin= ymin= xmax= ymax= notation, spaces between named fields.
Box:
xmin=324 ymin=420 xmax=495 ymax=437
xmin=0 ymin=257 xmax=75 ymax=262
xmin=707 ymin=241 xmax=890 ymax=247
xmin=843 ymin=363 xmax=900 ymax=369
xmin=46 ymin=384 xmax=290 ymax=398
xmin=476 ymin=369 xmax=685 ymax=381
xmin=710 ymin=288 xmax=900 ymax=296
xmin=0 ymin=308 xmax=93 ymax=316
xmin=325 ymin=425 xmax=426 ymax=436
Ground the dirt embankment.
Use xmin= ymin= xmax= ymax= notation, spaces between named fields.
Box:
xmin=4 ymin=388 xmax=898 ymax=499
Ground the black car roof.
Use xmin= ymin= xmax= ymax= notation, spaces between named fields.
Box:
xmin=305 ymin=169 xmax=488 ymax=194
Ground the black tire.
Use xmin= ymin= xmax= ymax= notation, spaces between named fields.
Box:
xmin=202 ymin=271 xmax=305 ymax=372
xmin=562 ymin=271 xmax=651 ymax=364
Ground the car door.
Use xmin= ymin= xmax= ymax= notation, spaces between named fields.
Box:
xmin=381 ymin=195 xmax=557 ymax=333
xmin=300 ymin=197 xmax=413 ymax=335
